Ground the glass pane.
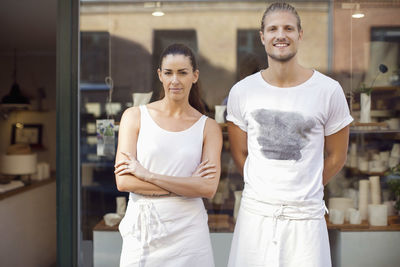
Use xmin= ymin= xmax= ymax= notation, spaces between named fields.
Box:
xmin=330 ymin=1 xmax=400 ymax=226
xmin=77 ymin=1 xmax=400 ymax=266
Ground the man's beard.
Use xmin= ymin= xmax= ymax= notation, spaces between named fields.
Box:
xmin=267 ymin=50 xmax=297 ymax=63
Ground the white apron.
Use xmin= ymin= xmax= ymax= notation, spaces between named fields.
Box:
xmin=119 ymin=194 xmax=214 ymax=267
xmin=228 ymin=195 xmax=331 ymax=267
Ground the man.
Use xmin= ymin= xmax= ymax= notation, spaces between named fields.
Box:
xmin=227 ymin=2 xmax=353 ymax=267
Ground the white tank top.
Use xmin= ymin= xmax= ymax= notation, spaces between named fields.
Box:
xmin=136 ymin=105 xmax=207 ymax=177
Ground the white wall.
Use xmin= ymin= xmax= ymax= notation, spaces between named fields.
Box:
xmin=0 ymin=181 xmax=57 ymax=267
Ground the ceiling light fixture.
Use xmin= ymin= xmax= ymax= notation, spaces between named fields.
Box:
xmin=352 ymin=4 xmax=365 ymax=19
xmin=152 ymin=2 xmax=165 ymax=17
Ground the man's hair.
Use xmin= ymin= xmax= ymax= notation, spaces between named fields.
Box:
xmin=260 ymin=2 xmax=302 ymax=32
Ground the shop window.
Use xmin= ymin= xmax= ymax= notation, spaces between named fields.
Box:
xmin=237 ymin=29 xmax=268 ymax=80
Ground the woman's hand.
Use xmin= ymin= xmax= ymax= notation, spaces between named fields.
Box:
xmin=114 ymin=152 xmax=152 ymax=181
xmin=192 ymin=159 xmax=217 ymax=179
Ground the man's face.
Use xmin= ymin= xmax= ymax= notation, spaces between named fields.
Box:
xmin=260 ymin=11 xmax=303 ymax=63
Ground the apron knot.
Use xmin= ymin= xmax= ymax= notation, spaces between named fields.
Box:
xmin=133 ymin=199 xmax=168 ymax=247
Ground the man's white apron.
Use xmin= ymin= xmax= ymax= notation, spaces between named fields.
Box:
xmin=228 ymin=195 xmax=331 ymax=267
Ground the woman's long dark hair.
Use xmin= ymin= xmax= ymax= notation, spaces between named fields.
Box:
xmin=158 ymin=43 xmax=205 ymax=114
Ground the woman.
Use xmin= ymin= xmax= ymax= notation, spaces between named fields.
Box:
xmin=114 ymin=43 xmax=222 ymax=267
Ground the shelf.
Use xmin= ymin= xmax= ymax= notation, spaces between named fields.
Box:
xmin=346 ymin=168 xmax=386 ymax=177
xmin=350 ymin=122 xmax=400 ymax=134
xmin=326 ymin=216 xmax=400 ymax=231
xmin=0 ymin=176 xmax=56 ymax=200
xmin=351 ymin=110 xmax=395 ymax=118
xmin=371 ymin=86 xmax=400 ymax=91
xmin=0 ymin=103 xmax=31 ymax=110
xmin=350 ymin=128 xmax=400 ymax=134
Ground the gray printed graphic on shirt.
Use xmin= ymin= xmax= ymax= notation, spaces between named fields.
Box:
xmin=252 ymin=109 xmax=315 ymax=161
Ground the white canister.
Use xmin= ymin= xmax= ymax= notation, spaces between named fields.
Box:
xmin=368 ymin=204 xmax=388 ymax=226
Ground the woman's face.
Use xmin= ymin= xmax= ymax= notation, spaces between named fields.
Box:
xmin=158 ymin=54 xmax=199 ymax=103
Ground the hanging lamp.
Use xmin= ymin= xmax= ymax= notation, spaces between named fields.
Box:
xmin=1 ymin=50 xmax=30 ymax=107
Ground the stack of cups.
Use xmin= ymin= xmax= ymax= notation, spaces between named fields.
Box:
xmin=349 ymin=143 xmax=358 ymax=168
xmin=369 ymin=176 xmax=381 ymax=205
xmin=358 ymin=180 xmax=369 ymax=221
xmin=358 ymin=156 xmax=369 ymax=172
xmin=368 ymin=176 xmax=388 ymax=226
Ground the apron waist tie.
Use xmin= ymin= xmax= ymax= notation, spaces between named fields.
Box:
xmin=133 ymin=199 xmax=168 ymax=247
xmin=241 ymin=195 xmax=327 ymax=244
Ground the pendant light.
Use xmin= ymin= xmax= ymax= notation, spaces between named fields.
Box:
xmin=1 ymin=50 xmax=30 ymax=107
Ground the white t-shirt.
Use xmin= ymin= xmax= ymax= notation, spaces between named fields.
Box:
xmin=227 ymin=70 xmax=353 ymax=204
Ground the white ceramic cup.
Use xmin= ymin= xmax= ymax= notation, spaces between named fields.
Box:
xmin=329 ymin=209 xmax=344 ymax=224
xmin=349 ymin=209 xmax=362 ymax=224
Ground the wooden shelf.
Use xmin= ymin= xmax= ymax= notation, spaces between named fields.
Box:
xmin=0 ymin=175 xmax=56 ymax=200
xmin=371 ymin=86 xmax=400 ymax=91
xmin=93 ymin=219 xmax=119 ymax=232
xmin=346 ymin=168 xmax=386 ymax=176
xmin=326 ymin=216 xmax=400 ymax=231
